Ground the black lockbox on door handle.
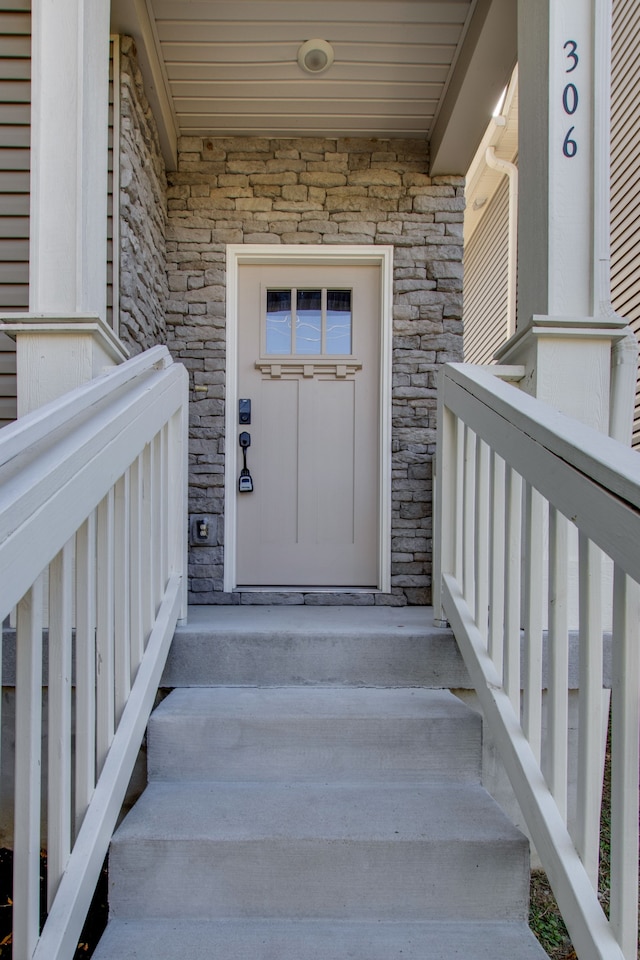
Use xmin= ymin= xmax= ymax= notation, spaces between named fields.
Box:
xmin=239 ymin=431 xmax=254 ymax=492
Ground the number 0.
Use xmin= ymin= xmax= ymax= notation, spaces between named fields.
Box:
xmin=562 ymin=83 xmax=578 ymax=115
xmin=563 ymin=127 xmax=577 ymax=158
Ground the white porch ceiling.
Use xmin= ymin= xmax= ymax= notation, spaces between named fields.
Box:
xmin=111 ymin=0 xmax=517 ymax=173
xmin=149 ymin=0 xmax=473 ymax=140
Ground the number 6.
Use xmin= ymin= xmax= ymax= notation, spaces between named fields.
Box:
xmin=563 ymin=127 xmax=577 ymax=158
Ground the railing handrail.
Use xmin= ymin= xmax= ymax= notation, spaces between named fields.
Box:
xmin=441 ymin=362 xmax=640 ymax=582
xmin=0 ymin=344 xmax=172 ymax=469
xmin=0 ymin=348 xmax=186 ymax=624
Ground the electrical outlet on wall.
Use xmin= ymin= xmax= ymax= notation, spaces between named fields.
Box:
xmin=190 ymin=515 xmax=216 ymax=546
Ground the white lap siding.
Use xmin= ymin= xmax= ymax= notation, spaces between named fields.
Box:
xmin=462 ymin=175 xmax=510 ymax=365
xmin=0 ymin=2 xmax=30 ymax=428
xmin=610 ymin=0 xmax=640 ymax=448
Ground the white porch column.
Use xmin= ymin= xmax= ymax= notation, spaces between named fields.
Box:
xmin=1 ymin=0 xmax=128 ymax=415
xmin=496 ymin=0 xmax=625 ymax=432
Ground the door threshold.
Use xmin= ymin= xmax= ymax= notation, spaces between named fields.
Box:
xmin=235 ymin=586 xmax=380 ymax=594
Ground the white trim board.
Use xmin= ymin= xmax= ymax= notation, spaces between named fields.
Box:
xmin=224 ymin=244 xmax=393 ymax=594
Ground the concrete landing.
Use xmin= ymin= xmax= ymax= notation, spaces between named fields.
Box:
xmin=162 ymin=604 xmax=469 ymax=687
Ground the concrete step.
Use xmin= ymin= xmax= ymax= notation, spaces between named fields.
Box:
xmin=148 ymin=687 xmax=482 ymax=782
xmin=109 ymin=780 xmax=529 ymax=921
xmin=92 ymin=918 xmax=549 ymax=960
xmin=161 ymin=605 xmax=469 ymax=688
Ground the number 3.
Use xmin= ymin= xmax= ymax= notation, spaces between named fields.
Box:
xmin=564 ymin=40 xmax=579 ymax=72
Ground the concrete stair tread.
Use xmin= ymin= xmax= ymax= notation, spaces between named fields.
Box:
xmin=148 ymin=687 xmax=481 ymax=783
xmin=152 ymin=686 xmax=477 ymax=721
xmin=113 ymin=780 xmax=524 ymax=844
xmin=92 ymin=918 xmax=549 ymax=960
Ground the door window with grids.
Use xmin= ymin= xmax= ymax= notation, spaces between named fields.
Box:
xmin=265 ymin=288 xmax=352 ymax=356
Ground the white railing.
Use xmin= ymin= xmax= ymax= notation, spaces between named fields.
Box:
xmin=0 ymin=345 xmax=188 ymax=960
xmin=434 ymin=363 xmax=640 ymax=960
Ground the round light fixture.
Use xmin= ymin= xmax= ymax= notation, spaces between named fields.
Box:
xmin=297 ymin=39 xmax=334 ymax=75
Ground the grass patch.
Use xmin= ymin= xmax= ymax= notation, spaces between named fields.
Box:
xmin=529 ymin=869 xmax=576 ymax=959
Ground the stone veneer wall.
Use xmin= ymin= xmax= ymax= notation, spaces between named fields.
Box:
xmin=165 ymin=137 xmax=464 ymax=605
xmin=118 ymin=37 xmax=168 ymax=354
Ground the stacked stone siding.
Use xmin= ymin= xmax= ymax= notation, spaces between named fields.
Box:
xmin=118 ymin=37 xmax=168 ymax=354
xmin=165 ymin=136 xmax=464 ymax=605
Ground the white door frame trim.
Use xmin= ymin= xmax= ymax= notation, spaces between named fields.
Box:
xmin=224 ymin=244 xmax=394 ymax=593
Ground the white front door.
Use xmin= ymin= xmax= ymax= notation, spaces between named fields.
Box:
xmin=235 ymin=261 xmax=381 ymax=587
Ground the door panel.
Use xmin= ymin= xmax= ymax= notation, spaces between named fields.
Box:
xmin=236 ymin=262 xmax=379 ymax=586
xmin=260 ymin=377 xmax=299 ymax=545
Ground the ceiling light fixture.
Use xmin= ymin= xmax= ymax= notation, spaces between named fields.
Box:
xmin=297 ymin=39 xmax=334 ymax=75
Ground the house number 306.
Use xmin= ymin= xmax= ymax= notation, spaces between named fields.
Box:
xmin=562 ymin=40 xmax=579 ymax=157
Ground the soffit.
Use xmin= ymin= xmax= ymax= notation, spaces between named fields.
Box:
xmin=150 ymin=0 xmax=476 ymax=139
xmin=119 ymin=0 xmax=475 ymax=141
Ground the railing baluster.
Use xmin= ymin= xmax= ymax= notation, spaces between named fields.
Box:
xmin=504 ymin=465 xmax=522 ymax=714
xmin=160 ymin=423 xmax=169 ymax=587
xmin=610 ymin=567 xmax=640 ymax=960
xmin=545 ymin=506 xmax=569 ymax=820
xmin=142 ymin=443 xmax=154 ymax=648
xmin=474 ymin=438 xmax=490 ymax=644
xmin=152 ymin=433 xmax=163 ymax=613
xmin=13 ymin=577 xmax=44 ymax=960
xmin=463 ymin=426 xmax=476 ymax=613
xmin=522 ymin=484 xmax=544 ymax=763
xmin=96 ymin=490 xmax=115 ymax=774
xmin=575 ymin=533 xmax=604 ymax=886
xmin=488 ymin=451 xmax=506 ymax=674
xmin=454 ymin=416 xmax=464 ymax=585
xmin=47 ymin=540 xmax=74 ymax=909
xmin=75 ymin=513 xmax=96 ymax=836
xmin=114 ymin=472 xmax=131 ymax=722
xmin=130 ymin=454 xmax=144 ymax=675
xmin=434 ymin=398 xmax=457 ymax=621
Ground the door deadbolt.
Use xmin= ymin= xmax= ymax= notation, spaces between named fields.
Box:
xmin=239 ymin=399 xmax=251 ymax=424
